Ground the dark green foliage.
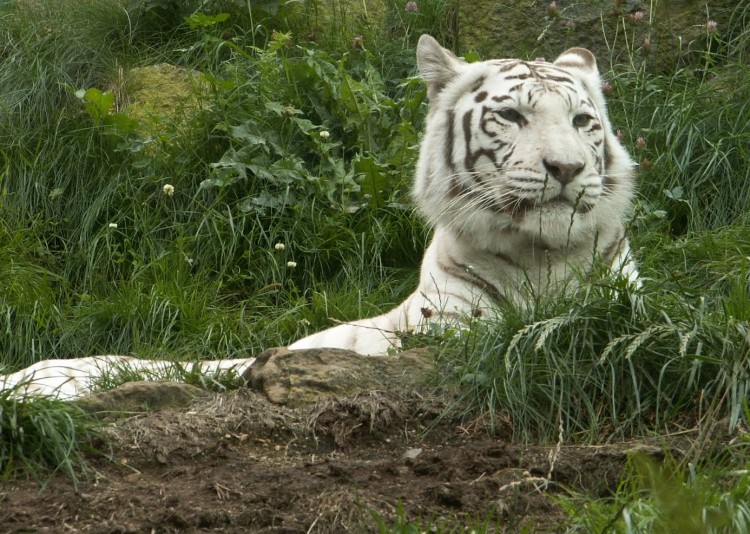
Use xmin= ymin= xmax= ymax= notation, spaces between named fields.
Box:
xmin=0 ymin=0 xmax=435 ymax=368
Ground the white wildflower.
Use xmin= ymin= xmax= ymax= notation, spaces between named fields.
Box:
xmin=162 ymin=184 xmax=175 ymax=197
xmin=286 ymin=261 xmax=297 ymax=268
xmin=319 ymin=130 xmax=330 ymax=139
xmin=108 ymin=223 xmax=118 ymax=229
xmin=274 ymin=243 xmax=286 ymax=251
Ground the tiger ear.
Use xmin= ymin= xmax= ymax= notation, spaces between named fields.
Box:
xmin=553 ymin=47 xmax=598 ymax=75
xmin=554 ymin=47 xmax=608 ymax=113
xmin=417 ymin=34 xmax=464 ymax=99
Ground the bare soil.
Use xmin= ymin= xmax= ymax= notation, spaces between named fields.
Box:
xmin=1 ymin=387 xmax=666 ymax=533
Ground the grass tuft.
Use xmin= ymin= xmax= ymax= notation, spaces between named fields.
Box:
xmin=560 ymin=449 xmax=750 ymax=533
xmin=436 ymin=271 xmax=750 ymax=442
xmin=0 ymin=385 xmax=99 ymax=485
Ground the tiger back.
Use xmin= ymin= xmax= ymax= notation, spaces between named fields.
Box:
xmin=289 ymin=34 xmax=637 ymax=356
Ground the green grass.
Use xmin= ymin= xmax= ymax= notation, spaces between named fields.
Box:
xmin=0 ymin=0 xmax=429 ymax=370
xmin=560 ymin=449 xmax=750 ymax=533
xmin=0 ymin=385 xmax=99 ymax=485
xmin=372 ymin=500 xmax=494 ymax=533
xmin=434 ymin=262 xmax=739 ymax=438
xmin=601 ymin=3 xmax=750 ymax=234
xmin=88 ymin=358 xmax=246 ymax=394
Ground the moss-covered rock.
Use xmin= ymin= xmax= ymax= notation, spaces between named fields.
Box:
xmin=124 ymin=63 xmax=208 ymax=139
xmin=457 ymin=0 xmax=737 ymax=72
xmin=245 ymin=346 xmax=435 ymax=407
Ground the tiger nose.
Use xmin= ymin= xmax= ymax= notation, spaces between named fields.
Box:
xmin=543 ymin=159 xmax=584 ymax=185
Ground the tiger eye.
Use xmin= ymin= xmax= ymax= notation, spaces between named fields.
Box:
xmin=497 ymin=108 xmax=525 ymax=124
xmin=573 ymin=113 xmax=593 ymax=127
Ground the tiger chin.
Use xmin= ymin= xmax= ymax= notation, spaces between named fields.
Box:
xmin=289 ymin=35 xmax=638 ymax=356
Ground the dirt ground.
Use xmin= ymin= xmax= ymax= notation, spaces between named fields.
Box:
xmin=0 ymin=383 xmax=675 ymax=534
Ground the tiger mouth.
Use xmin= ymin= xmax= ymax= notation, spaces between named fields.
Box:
xmin=512 ymin=195 xmax=594 ymax=215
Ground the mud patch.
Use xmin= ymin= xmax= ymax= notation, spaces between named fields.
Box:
xmin=0 ymin=384 xmax=678 ymax=533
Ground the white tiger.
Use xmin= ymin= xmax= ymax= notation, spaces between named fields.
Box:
xmin=1 ymin=35 xmax=637 ymax=399
xmin=0 ymin=356 xmax=256 ymax=400
xmin=289 ymin=34 xmax=637 ymax=355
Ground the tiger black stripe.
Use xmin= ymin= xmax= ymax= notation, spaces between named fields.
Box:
xmin=462 ymin=109 xmax=499 ymax=172
xmin=445 ymin=110 xmax=457 ymax=174
xmin=493 ymin=250 xmax=518 ymax=267
xmin=439 ymin=257 xmax=507 ymax=304
xmin=601 ymin=228 xmax=627 ymax=262
xmin=470 ymin=76 xmax=486 ymax=93
xmin=491 ymin=95 xmax=512 ymax=103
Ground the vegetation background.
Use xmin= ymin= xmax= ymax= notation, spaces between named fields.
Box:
xmin=1 ymin=0 xmax=749 ymax=530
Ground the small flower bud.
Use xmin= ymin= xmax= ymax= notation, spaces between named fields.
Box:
xmin=286 ymin=261 xmax=297 ymax=268
xmin=629 ymin=10 xmax=645 ymax=23
xmin=162 ymin=184 xmax=175 ymax=197
xmin=547 ymin=1 xmax=558 ymax=17
xmin=641 ymin=37 xmax=651 ymax=55
xmin=274 ymin=243 xmax=285 ymax=251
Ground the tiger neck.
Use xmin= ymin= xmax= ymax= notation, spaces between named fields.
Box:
xmin=434 ymin=226 xmax=597 ymax=293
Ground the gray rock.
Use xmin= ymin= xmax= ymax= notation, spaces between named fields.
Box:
xmin=76 ymin=381 xmax=205 ymax=417
xmin=244 ymin=347 xmax=435 ymax=406
xmin=403 ymin=448 xmax=424 ymax=460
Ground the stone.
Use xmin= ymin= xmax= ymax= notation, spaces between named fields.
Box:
xmin=403 ymin=448 xmax=423 ymax=460
xmin=75 ymin=381 xmax=205 ymax=417
xmin=244 ymin=346 xmax=435 ymax=407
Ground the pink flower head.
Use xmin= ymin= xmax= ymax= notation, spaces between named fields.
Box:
xmin=629 ymin=10 xmax=645 ymax=23
xmin=405 ymin=1 xmax=418 ymax=12
xmin=352 ymin=35 xmax=364 ymax=49
xmin=707 ymin=20 xmax=718 ymax=33
xmin=602 ymin=81 xmax=613 ymax=96
xmin=636 ymin=136 xmax=646 ymax=149
xmin=615 ymin=130 xmax=624 ymax=142
xmin=547 ymin=1 xmax=558 ymax=17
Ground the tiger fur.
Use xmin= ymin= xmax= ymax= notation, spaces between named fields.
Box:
xmin=289 ymin=34 xmax=638 ymax=356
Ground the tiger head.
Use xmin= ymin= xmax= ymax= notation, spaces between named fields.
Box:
xmin=413 ymin=35 xmax=635 ymax=252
